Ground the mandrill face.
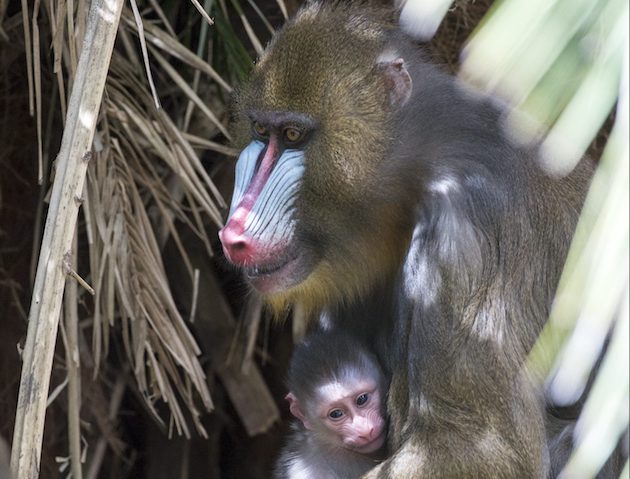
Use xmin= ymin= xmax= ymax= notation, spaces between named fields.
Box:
xmin=219 ymin=4 xmax=411 ymax=313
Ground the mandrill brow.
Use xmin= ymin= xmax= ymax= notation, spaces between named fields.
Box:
xmin=219 ymin=2 xmax=598 ymax=478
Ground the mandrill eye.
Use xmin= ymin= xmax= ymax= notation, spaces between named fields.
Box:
xmin=252 ymin=121 xmax=268 ymax=138
xmin=283 ymin=127 xmax=303 ymax=144
xmin=329 ymin=409 xmax=344 ymax=420
xmin=356 ymin=393 xmax=369 ymax=406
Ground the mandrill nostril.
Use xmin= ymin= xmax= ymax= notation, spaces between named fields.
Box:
xmin=218 ymin=226 xmax=254 ymax=264
xmin=231 ymin=240 xmax=247 ymax=251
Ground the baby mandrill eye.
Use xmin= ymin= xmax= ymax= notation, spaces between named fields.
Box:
xmin=356 ymin=393 xmax=369 ymax=406
xmin=329 ymin=409 xmax=344 ymax=420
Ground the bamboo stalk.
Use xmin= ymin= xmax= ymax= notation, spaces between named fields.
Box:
xmin=10 ymin=0 xmax=124 ymax=477
xmin=64 ymin=234 xmax=83 ymax=479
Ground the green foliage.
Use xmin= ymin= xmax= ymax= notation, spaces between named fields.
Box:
xmin=456 ymin=0 xmax=629 ymax=476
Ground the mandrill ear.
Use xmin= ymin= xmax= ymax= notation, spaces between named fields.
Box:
xmin=376 ymin=57 xmax=412 ymax=108
xmin=285 ymin=393 xmax=312 ymax=430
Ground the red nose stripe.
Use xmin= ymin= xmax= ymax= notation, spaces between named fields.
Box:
xmin=220 ymin=136 xmax=280 ymax=264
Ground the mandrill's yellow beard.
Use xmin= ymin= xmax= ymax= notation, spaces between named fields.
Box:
xmin=263 ymin=226 xmax=409 ymax=323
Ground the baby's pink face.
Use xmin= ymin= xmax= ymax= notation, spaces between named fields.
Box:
xmin=315 ymin=377 xmax=387 ymax=454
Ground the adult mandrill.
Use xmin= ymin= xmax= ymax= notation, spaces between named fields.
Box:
xmin=219 ymin=2 xmax=592 ymax=477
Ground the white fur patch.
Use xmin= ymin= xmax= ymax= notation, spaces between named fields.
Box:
xmin=376 ymin=49 xmax=401 ymax=65
xmin=403 ymin=224 xmax=441 ymax=308
xmin=286 ymin=457 xmax=315 ymax=479
xmin=428 ymin=175 xmax=460 ymax=195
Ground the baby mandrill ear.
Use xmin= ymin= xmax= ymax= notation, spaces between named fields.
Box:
xmin=376 ymin=57 xmax=412 ymax=108
xmin=285 ymin=393 xmax=312 ymax=430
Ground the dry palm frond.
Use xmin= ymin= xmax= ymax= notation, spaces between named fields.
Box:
xmin=13 ymin=0 xmax=271 ymax=474
xmin=84 ymin=49 xmax=232 ymax=436
xmin=77 ymin=0 xmax=246 ymax=440
xmin=87 ymin=145 xmax=214 ymax=436
xmin=120 ymin=10 xmax=233 ymax=94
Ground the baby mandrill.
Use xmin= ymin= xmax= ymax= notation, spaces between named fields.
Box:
xmin=274 ymin=329 xmax=388 ymax=479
